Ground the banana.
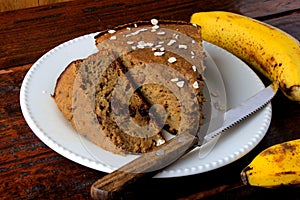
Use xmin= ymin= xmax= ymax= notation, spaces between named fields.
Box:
xmin=240 ymin=139 xmax=300 ymax=188
xmin=190 ymin=11 xmax=300 ymax=102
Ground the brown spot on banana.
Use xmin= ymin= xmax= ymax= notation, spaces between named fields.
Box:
xmin=261 ymin=141 xmax=297 ymax=157
xmin=280 ymin=84 xmax=300 ymax=103
xmin=275 ymin=171 xmax=297 ymax=175
xmin=281 ymin=142 xmax=297 ymax=152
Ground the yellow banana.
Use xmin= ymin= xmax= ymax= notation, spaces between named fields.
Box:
xmin=190 ymin=11 xmax=300 ymax=102
xmin=240 ymin=139 xmax=300 ymax=188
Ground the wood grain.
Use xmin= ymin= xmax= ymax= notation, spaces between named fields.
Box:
xmin=0 ymin=0 xmax=299 ymax=69
xmin=0 ymin=0 xmax=71 ymax=12
xmin=0 ymin=64 xmax=102 ymax=199
xmin=1 ymin=0 xmax=300 ymax=199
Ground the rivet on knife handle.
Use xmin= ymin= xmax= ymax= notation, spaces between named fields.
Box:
xmin=90 ymin=132 xmax=198 ymax=200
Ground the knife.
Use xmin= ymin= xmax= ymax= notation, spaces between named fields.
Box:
xmin=198 ymin=81 xmax=279 ymax=159
xmin=90 ymin=82 xmax=279 ymax=200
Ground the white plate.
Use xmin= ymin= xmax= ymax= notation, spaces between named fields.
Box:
xmin=20 ymin=33 xmax=271 ymax=178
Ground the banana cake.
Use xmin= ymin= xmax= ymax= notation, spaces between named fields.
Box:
xmin=53 ymin=19 xmax=205 ymax=155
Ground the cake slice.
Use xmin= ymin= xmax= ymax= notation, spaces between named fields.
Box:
xmin=95 ymin=20 xmax=205 ymax=135
xmin=53 ymin=19 xmax=205 ymax=155
xmin=53 ymin=50 xmax=165 ymax=155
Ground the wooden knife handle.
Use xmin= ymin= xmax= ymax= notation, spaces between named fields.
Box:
xmin=90 ymin=132 xmax=198 ymax=200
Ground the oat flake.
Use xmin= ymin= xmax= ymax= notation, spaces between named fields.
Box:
xmin=171 ymin=78 xmax=179 ymax=82
xmin=168 ymin=57 xmax=177 ymax=63
xmin=167 ymin=39 xmax=176 ymax=46
xmin=154 ymin=52 xmax=165 ymax=56
xmin=151 ymin=19 xmax=159 ymax=25
xmin=192 ymin=65 xmax=197 ymax=72
xmin=157 ymin=31 xmax=166 ymax=35
xmin=193 ymin=81 xmax=199 ymax=89
xmin=176 ymin=81 xmax=185 ymax=88
xmin=179 ymin=44 xmax=188 ymax=49
xmin=108 ymin=29 xmax=116 ymax=33
xmin=152 ymin=25 xmax=159 ymax=30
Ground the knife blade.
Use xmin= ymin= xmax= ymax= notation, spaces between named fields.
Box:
xmin=90 ymin=82 xmax=279 ymax=200
xmin=197 ymin=82 xmax=278 ymax=159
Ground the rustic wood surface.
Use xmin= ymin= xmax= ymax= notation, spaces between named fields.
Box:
xmin=1 ymin=0 xmax=300 ymax=199
xmin=0 ymin=0 xmax=71 ymax=12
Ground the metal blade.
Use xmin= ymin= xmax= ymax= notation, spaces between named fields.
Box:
xmin=203 ymin=82 xmax=278 ymax=142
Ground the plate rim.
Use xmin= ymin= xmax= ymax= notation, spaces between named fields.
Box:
xmin=20 ymin=32 xmax=272 ymax=178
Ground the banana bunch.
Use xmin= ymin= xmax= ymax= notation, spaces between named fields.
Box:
xmin=190 ymin=11 xmax=300 ymax=102
xmin=241 ymin=139 xmax=300 ymax=188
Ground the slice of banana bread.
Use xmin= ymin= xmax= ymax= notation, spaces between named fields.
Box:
xmin=53 ymin=19 xmax=205 ymax=155
xmin=53 ymin=50 xmax=165 ymax=155
xmin=95 ymin=20 xmax=205 ymax=135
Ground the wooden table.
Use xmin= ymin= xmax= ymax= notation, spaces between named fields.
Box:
xmin=1 ymin=0 xmax=300 ymax=199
